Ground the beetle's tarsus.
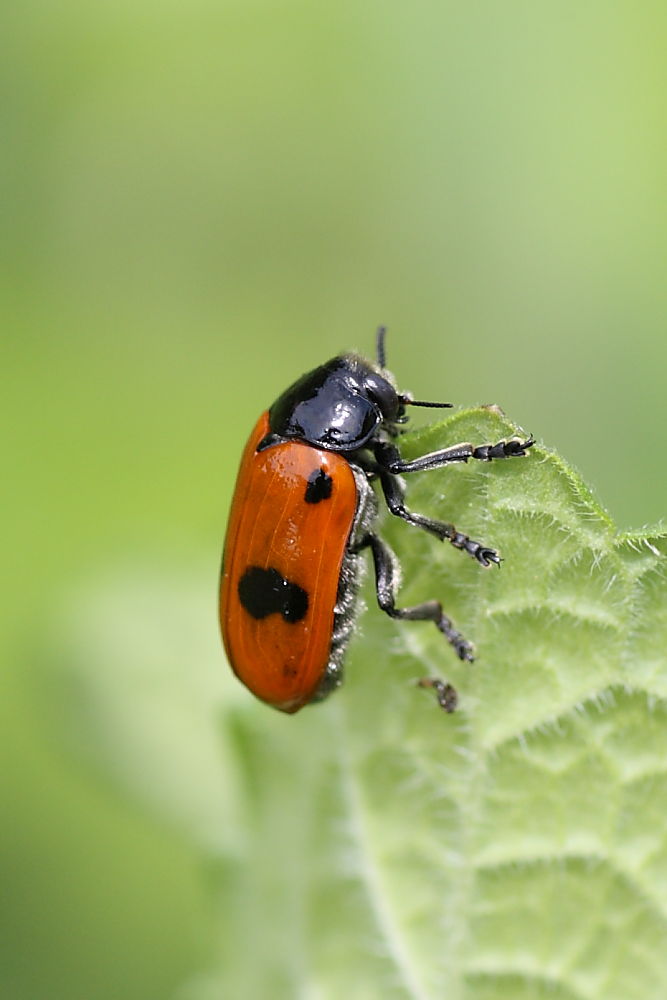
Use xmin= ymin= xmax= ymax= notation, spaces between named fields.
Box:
xmin=417 ymin=678 xmax=459 ymax=712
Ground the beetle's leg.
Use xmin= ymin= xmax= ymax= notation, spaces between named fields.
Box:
xmin=375 ymin=435 xmax=534 ymax=475
xmin=417 ymin=677 xmax=458 ymax=712
xmin=354 ymin=532 xmax=475 ymax=673
xmin=376 ymin=463 xmax=501 ymax=567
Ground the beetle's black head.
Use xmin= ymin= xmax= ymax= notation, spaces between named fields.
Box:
xmin=268 ymin=354 xmax=400 ymax=452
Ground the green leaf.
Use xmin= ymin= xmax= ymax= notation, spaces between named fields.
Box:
xmin=57 ymin=409 xmax=667 ymax=1000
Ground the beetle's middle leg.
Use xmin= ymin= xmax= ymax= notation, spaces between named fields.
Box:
xmin=376 ymin=467 xmax=500 ymax=567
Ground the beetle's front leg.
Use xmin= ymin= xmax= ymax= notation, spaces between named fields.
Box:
xmin=376 ymin=435 xmax=534 ymax=475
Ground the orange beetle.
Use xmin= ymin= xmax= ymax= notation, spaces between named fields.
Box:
xmin=219 ymin=328 xmax=533 ymax=714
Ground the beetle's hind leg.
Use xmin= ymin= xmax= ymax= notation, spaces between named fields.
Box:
xmin=417 ymin=677 xmax=458 ymax=712
xmin=376 ymin=466 xmax=500 ymax=567
xmin=354 ymin=532 xmax=474 ymax=710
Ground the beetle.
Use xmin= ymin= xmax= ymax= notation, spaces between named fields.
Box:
xmin=219 ymin=327 xmax=533 ymax=714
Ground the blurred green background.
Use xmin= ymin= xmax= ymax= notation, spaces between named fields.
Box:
xmin=3 ymin=2 xmax=666 ymax=998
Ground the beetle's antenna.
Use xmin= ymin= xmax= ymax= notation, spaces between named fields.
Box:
xmin=376 ymin=325 xmax=387 ymax=369
xmin=399 ymin=395 xmax=453 ymax=409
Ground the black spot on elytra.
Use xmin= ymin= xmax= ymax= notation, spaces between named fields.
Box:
xmin=304 ymin=467 xmax=333 ymax=504
xmin=238 ymin=566 xmax=309 ymax=624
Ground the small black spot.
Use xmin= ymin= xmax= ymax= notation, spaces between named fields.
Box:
xmin=238 ymin=566 xmax=309 ymax=624
xmin=304 ymin=467 xmax=333 ymax=504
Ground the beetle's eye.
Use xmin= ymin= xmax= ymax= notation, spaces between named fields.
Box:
xmin=364 ymin=373 xmax=399 ymax=420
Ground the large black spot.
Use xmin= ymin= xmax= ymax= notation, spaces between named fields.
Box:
xmin=304 ymin=467 xmax=333 ymax=504
xmin=238 ymin=566 xmax=309 ymax=624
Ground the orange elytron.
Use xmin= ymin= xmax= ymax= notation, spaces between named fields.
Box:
xmin=220 ymin=412 xmax=358 ymax=713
